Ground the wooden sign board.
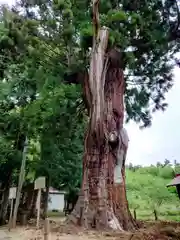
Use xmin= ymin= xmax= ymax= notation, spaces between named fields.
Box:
xmin=9 ymin=187 xmax=17 ymax=199
xmin=34 ymin=177 xmax=46 ymax=190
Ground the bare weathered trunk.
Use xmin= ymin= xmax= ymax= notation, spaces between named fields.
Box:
xmin=69 ymin=0 xmax=137 ymax=231
xmin=69 ymin=8 xmax=136 ymax=232
xmin=70 ymin=65 xmax=136 ymax=230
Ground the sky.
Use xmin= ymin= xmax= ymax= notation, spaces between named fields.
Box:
xmin=1 ymin=0 xmax=180 ymax=166
xmin=126 ymin=67 xmax=180 ymax=166
xmin=0 ymin=0 xmax=14 ymax=5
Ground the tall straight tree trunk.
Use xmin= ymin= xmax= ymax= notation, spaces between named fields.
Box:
xmin=43 ymin=176 xmax=50 ymax=219
xmin=12 ymin=136 xmax=28 ymax=228
xmin=69 ymin=0 xmax=137 ymax=230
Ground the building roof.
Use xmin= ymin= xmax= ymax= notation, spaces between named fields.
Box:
xmin=49 ymin=187 xmax=66 ymax=194
xmin=167 ymin=174 xmax=180 ymax=187
xmin=42 ymin=187 xmax=66 ymax=194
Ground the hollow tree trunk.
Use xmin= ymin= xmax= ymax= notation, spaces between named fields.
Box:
xmin=70 ymin=64 xmax=137 ymax=230
xmin=69 ymin=2 xmax=137 ymax=228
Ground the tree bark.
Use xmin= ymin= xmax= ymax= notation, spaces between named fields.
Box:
xmin=29 ymin=190 xmax=38 ymax=218
xmin=0 ymin=172 xmax=12 ymax=225
xmin=112 ymin=164 xmax=137 ymax=230
xmin=69 ymin=0 xmax=137 ymax=231
xmin=43 ymin=177 xmax=50 ymax=219
xmin=69 ymin=64 xmax=137 ymax=230
xmin=69 ymin=21 xmax=136 ymax=233
xmin=0 ymin=186 xmax=10 ymax=225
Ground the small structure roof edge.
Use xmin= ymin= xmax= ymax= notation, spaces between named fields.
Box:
xmin=42 ymin=186 xmax=66 ymax=194
xmin=167 ymin=175 xmax=180 ymax=187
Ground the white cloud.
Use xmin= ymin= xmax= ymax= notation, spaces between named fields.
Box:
xmin=0 ymin=0 xmax=15 ymax=4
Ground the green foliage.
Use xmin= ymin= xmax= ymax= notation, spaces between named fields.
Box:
xmin=0 ymin=4 xmax=85 ymax=193
xmin=107 ymin=10 xmax=128 ymax=22
xmin=6 ymin=0 xmax=179 ymax=129
xmin=126 ymin=162 xmax=180 ymax=221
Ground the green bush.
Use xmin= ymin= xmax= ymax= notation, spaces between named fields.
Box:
xmin=126 ymin=165 xmax=180 ymax=222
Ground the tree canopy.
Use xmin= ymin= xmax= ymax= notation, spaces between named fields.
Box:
xmin=0 ymin=0 xmax=179 ymax=222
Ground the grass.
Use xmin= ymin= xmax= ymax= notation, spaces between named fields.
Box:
xmin=47 ymin=211 xmax=65 ymax=218
xmin=48 ymin=165 xmax=180 ymax=222
xmin=126 ymin=166 xmax=180 ymax=222
xmin=133 ymin=209 xmax=180 ymax=221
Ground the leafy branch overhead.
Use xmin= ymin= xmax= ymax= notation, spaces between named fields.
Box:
xmin=0 ymin=0 xmax=178 ymax=161
xmin=45 ymin=0 xmax=180 ymax=127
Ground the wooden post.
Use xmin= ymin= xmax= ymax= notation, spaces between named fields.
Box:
xmin=8 ymin=199 xmax=13 ymax=231
xmin=8 ymin=187 xmax=17 ymax=231
xmin=44 ymin=218 xmax=50 ymax=240
xmin=133 ymin=209 xmax=137 ymax=220
xmin=34 ymin=176 xmax=46 ymax=229
xmin=36 ymin=188 xmax=42 ymax=228
xmin=153 ymin=209 xmax=158 ymax=221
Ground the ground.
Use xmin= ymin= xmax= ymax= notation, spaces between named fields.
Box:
xmin=0 ymin=219 xmax=180 ymax=240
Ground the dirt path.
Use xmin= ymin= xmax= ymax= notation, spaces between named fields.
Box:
xmin=0 ymin=228 xmax=109 ymax=240
xmin=0 ymin=226 xmax=133 ymax=240
xmin=0 ymin=228 xmax=22 ymax=240
xmin=0 ymin=221 xmax=180 ymax=240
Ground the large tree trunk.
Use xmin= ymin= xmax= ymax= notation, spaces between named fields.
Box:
xmin=69 ymin=2 xmax=137 ymax=230
xmin=69 ymin=65 xmax=136 ymax=230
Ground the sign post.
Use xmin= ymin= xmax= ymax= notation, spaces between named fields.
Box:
xmin=34 ymin=177 xmax=46 ymax=228
xmin=8 ymin=187 xmax=17 ymax=231
xmin=44 ymin=218 xmax=50 ymax=240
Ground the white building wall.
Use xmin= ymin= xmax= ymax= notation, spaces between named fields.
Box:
xmin=48 ymin=193 xmax=65 ymax=212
